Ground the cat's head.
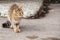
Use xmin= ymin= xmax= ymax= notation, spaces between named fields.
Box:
xmin=9 ymin=4 xmax=23 ymax=18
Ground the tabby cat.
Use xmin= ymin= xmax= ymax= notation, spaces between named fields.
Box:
xmin=7 ymin=4 xmax=23 ymax=33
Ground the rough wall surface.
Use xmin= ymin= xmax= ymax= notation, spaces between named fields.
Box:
xmin=0 ymin=0 xmax=43 ymax=18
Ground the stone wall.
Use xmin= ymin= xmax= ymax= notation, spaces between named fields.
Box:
xmin=0 ymin=0 xmax=50 ymax=19
xmin=0 ymin=0 xmax=43 ymax=18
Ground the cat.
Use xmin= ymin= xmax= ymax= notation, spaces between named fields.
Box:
xmin=7 ymin=4 xmax=23 ymax=33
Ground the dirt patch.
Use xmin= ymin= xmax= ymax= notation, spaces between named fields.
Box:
xmin=41 ymin=37 xmax=60 ymax=40
xmin=26 ymin=35 xmax=39 ymax=40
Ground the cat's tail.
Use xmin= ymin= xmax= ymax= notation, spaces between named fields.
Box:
xmin=2 ymin=21 xmax=11 ymax=28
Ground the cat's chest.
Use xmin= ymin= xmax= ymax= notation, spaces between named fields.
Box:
xmin=12 ymin=13 xmax=20 ymax=21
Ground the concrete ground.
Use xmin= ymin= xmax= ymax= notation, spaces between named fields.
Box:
xmin=0 ymin=4 xmax=60 ymax=40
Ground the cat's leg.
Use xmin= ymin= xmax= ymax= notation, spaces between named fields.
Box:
xmin=7 ymin=15 xmax=11 ymax=22
xmin=13 ymin=23 xmax=21 ymax=33
xmin=16 ymin=23 xmax=21 ymax=32
xmin=7 ymin=15 xmax=13 ymax=28
xmin=10 ymin=24 xmax=13 ymax=29
xmin=9 ymin=20 xmax=13 ymax=29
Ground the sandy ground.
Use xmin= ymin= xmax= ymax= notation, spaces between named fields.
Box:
xmin=0 ymin=4 xmax=60 ymax=40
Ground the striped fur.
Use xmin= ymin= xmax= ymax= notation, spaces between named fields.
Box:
xmin=7 ymin=4 xmax=23 ymax=33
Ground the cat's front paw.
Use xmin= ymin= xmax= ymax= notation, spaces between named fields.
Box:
xmin=10 ymin=26 xmax=13 ymax=29
xmin=13 ymin=28 xmax=21 ymax=33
